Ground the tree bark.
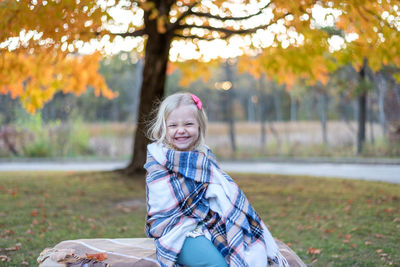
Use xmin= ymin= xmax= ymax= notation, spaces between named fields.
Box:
xmin=377 ymin=73 xmax=387 ymax=135
xmin=356 ymin=58 xmax=368 ymax=155
xmin=258 ymin=78 xmax=267 ymax=149
xmin=368 ymin=95 xmax=375 ymax=145
xmin=224 ymin=61 xmax=236 ymax=154
xmin=319 ymin=91 xmax=328 ymax=145
xmin=272 ymin=87 xmax=282 ymax=121
xmin=290 ymin=92 xmax=297 ymax=122
xmin=124 ymin=28 xmax=172 ymax=175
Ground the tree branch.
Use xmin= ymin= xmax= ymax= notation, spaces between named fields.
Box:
xmin=168 ymin=2 xmax=199 ymax=32
xmin=113 ymin=29 xmax=147 ymax=37
xmin=361 ymin=5 xmax=395 ymax=30
xmin=173 ymin=34 xmax=216 ymax=41
xmin=175 ymin=12 xmax=291 ymax=39
xmin=191 ymin=2 xmax=273 ymax=22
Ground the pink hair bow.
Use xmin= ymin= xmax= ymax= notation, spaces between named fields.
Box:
xmin=191 ymin=94 xmax=203 ymax=110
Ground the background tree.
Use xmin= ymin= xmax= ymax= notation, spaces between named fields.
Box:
xmin=327 ymin=1 xmax=400 ymax=153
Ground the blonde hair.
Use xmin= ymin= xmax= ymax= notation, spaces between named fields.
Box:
xmin=147 ymin=92 xmax=208 ymax=151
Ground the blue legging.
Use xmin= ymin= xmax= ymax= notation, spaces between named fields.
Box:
xmin=177 ymin=236 xmax=228 ymax=267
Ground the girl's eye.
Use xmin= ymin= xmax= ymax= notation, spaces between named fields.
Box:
xmin=168 ymin=124 xmax=176 ymax=128
xmin=186 ymin=123 xmax=193 ymax=126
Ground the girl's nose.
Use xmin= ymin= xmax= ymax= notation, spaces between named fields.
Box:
xmin=176 ymin=126 xmax=185 ymax=133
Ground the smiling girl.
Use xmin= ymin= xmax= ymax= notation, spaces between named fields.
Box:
xmin=144 ymin=93 xmax=289 ymax=267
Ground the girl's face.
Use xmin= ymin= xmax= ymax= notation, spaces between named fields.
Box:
xmin=166 ymin=104 xmax=200 ymax=151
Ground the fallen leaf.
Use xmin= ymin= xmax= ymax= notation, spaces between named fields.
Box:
xmin=376 ymin=249 xmax=383 ymax=253
xmin=383 ymin=208 xmax=393 ymax=213
xmin=8 ymin=189 xmax=17 ymax=196
xmin=86 ymin=253 xmax=107 ymax=261
xmin=4 ymin=229 xmax=14 ymax=235
xmin=343 ymin=234 xmax=351 ymax=243
xmin=30 ymin=209 xmax=38 ymax=217
xmin=375 ymin=234 xmax=382 ymax=238
xmin=0 ymin=255 xmax=11 ymax=262
xmin=5 ymin=243 xmax=21 ymax=251
xmin=118 ymin=226 xmax=128 ymax=233
xmin=307 ymin=247 xmax=322 ymax=255
xmin=26 ymin=229 xmax=34 ymax=235
xmin=21 ymin=260 xmax=29 ymax=265
xmin=365 ymin=241 xmax=372 ymax=246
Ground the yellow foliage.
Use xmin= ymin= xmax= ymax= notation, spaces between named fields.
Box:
xmin=0 ymin=51 xmax=117 ymax=113
xmin=149 ymin=8 xmax=159 ymax=20
xmin=157 ymin=16 xmax=167 ymax=34
xmin=177 ymin=59 xmax=220 ymax=87
xmin=393 ymin=73 xmax=400 ymax=83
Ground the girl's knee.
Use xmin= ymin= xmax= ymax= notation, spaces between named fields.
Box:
xmin=177 ymin=236 xmax=228 ymax=267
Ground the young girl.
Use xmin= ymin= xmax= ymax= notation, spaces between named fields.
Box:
xmin=144 ymin=93 xmax=289 ymax=267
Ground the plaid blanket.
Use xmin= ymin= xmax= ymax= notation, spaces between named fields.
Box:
xmin=144 ymin=143 xmax=288 ymax=267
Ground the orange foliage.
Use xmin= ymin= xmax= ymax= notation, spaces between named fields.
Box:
xmin=85 ymin=253 xmax=107 ymax=261
xmin=177 ymin=59 xmax=220 ymax=87
xmin=0 ymin=51 xmax=117 ymax=114
xmin=0 ymin=0 xmax=116 ymax=114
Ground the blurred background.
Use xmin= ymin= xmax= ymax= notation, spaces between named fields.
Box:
xmin=1 ymin=52 xmax=399 ymax=160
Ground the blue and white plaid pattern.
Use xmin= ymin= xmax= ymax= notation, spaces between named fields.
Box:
xmin=144 ymin=143 xmax=287 ymax=267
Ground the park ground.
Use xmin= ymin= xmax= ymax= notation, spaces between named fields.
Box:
xmin=0 ymin=171 xmax=399 ymax=266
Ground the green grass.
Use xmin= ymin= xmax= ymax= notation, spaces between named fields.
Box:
xmin=0 ymin=171 xmax=399 ymax=266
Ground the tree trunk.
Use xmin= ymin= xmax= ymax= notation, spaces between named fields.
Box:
xmin=132 ymin=58 xmax=143 ymax=120
xmin=377 ymin=73 xmax=387 ymax=135
xmin=258 ymin=79 xmax=267 ymax=150
xmin=319 ymin=91 xmax=328 ymax=145
xmin=247 ymin=93 xmax=256 ymax=122
xmin=273 ymin=87 xmax=282 ymax=121
xmin=224 ymin=61 xmax=236 ymax=154
xmin=395 ymin=84 xmax=400 ymax=108
xmin=124 ymin=31 xmax=172 ymax=175
xmin=356 ymin=59 xmax=368 ymax=155
xmin=290 ymin=92 xmax=297 ymax=122
xmin=368 ymin=95 xmax=375 ymax=145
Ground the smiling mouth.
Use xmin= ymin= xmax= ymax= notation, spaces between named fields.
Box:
xmin=175 ymin=137 xmax=190 ymax=142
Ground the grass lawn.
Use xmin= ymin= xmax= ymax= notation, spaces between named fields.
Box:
xmin=0 ymin=171 xmax=399 ymax=266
